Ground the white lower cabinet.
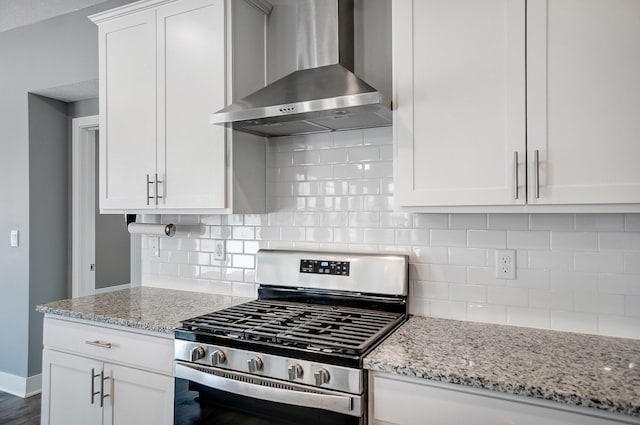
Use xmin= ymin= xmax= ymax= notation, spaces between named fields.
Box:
xmin=41 ymin=317 xmax=174 ymax=425
xmin=369 ymin=372 xmax=639 ymax=425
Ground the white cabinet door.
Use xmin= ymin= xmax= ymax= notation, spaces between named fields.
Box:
xmin=103 ymin=364 xmax=174 ymax=425
xmin=527 ymin=0 xmax=640 ymax=205
xmin=98 ymin=9 xmax=157 ymax=210
xmin=156 ymin=0 xmax=227 ymax=209
xmin=41 ymin=349 xmax=103 ymax=425
xmin=394 ymin=0 xmax=526 ymax=207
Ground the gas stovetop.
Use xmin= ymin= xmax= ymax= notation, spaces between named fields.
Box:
xmin=178 ymin=299 xmax=405 ymax=355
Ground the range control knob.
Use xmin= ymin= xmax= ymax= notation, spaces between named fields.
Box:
xmin=210 ymin=349 xmax=226 ymax=366
xmin=314 ymin=369 xmax=330 ymax=386
xmin=287 ymin=364 xmax=303 ymax=380
xmin=189 ymin=346 xmax=206 ymax=362
xmin=247 ymin=357 xmax=263 ymax=373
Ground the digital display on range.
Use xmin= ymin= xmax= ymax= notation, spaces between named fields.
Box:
xmin=300 ymin=259 xmax=350 ymax=276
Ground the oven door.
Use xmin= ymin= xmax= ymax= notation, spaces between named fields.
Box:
xmin=174 ymin=361 xmax=363 ymax=425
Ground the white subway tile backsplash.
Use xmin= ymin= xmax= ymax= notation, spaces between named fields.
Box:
xmin=430 ymin=300 xmax=467 ymax=320
xmin=574 ymin=251 xmax=624 ymax=273
xmin=363 ymin=127 xmax=392 ymax=145
xmin=450 ymin=284 xmax=486 ymax=302
xmin=412 ymin=281 xmax=448 ymax=300
xmin=597 ymin=315 xmax=640 ymax=339
xmin=507 ymin=307 xmax=550 ymax=329
xmin=575 ymin=214 xmax=625 ymax=232
xmin=550 ymin=311 xmax=599 ymax=334
xmin=467 ymin=304 xmax=506 ymax=325
xmin=529 ymin=250 xmax=573 ymax=271
xmin=412 ymin=246 xmax=448 ymax=264
xmin=396 ymin=229 xmax=429 ymax=245
xmin=507 ymin=231 xmax=550 ymax=250
xmin=413 ymin=214 xmax=449 ymax=229
xmin=333 ymin=129 xmax=364 ymax=147
xmin=625 ymin=214 xmax=640 ymax=231
xmin=508 ymin=269 xmax=550 ymax=289
xmin=488 ymin=214 xmax=529 ymax=230
xmin=625 ymin=296 xmax=640 ymax=317
xmin=575 ymin=292 xmax=624 ymax=315
xmin=141 ymin=128 xmax=640 ymax=340
xmin=487 ymin=286 xmax=528 ymax=307
xmin=449 ymin=214 xmax=487 ymax=230
xmin=467 ymin=230 xmax=506 ymax=248
xmin=430 ymin=229 xmax=466 ymax=247
xmin=599 ymin=273 xmax=640 ymax=295
xmin=448 ymin=248 xmax=487 ymax=267
xmin=529 ymin=214 xmax=575 ymax=231
xmin=599 ymin=232 xmax=640 ymax=251
xmin=333 ymin=164 xmax=363 ymax=179
xmin=551 ymin=270 xmax=598 ymax=292
xmin=430 ymin=264 xmax=467 ymax=284
xmin=551 ymin=232 xmax=598 ymax=250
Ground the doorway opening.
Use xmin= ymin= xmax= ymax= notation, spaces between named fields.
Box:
xmin=71 ymin=115 xmax=132 ymax=297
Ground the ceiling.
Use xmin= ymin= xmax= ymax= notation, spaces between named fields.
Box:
xmin=0 ymin=0 xmax=112 ymax=33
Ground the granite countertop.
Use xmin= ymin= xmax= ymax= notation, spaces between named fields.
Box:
xmin=365 ymin=316 xmax=640 ymax=417
xmin=36 ymin=286 xmax=251 ymax=334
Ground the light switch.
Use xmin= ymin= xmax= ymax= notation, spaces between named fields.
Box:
xmin=10 ymin=230 xmax=19 ymax=247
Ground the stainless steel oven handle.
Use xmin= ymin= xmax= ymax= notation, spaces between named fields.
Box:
xmin=175 ymin=362 xmax=360 ymax=417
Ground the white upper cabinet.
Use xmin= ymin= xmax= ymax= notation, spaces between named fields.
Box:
xmin=97 ymin=9 xmax=157 ymax=211
xmin=394 ymin=0 xmax=640 ymax=210
xmin=91 ymin=0 xmax=269 ymax=214
xmin=527 ymin=0 xmax=640 ymax=205
xmin=394 ymin=0 xmax=526 ymax=207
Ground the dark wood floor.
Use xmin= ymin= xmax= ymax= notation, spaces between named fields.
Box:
xmin=0 ymin=391 xmax=41 ymax=425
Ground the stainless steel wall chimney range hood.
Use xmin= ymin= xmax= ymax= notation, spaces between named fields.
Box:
xmin=210 ymin=0 xmax=391 ymax=137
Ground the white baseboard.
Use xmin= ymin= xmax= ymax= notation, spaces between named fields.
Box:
xmin=0 ymin=371 xmax=41 ymax=398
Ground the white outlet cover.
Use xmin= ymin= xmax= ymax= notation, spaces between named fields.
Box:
xmin=214 ymin=240 xmax=226 ymax=261
xmin=149 ymin=236 xmax=160 ymax=257
xmin=495 ymin=249 xmax=516 ymax=280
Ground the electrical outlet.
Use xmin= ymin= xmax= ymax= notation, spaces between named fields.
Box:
xmin=214 ymin=240 xmax=226 ymax=261
xmin=495 ymin=249 xmax=516 ymax=280
xmin=149 ymin=236 xmax=160 ymax=257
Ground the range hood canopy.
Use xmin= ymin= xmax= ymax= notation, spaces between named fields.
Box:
xmin=210 ymin=0 xmax=391 ymax=137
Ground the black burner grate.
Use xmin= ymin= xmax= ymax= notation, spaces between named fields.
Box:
xmin=180 ymin=300 xmax=403 ymax=354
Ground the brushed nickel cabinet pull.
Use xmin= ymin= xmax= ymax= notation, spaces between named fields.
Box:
xmin=100 ymin=370 xmax=110 ymax=408
xmin=155 ymin=173 xmax=163 ymax=205
xmin=534 ymin=149 xmax=540 ymax=199
xmin=85 ymin=340 xmax=112 ymax=349
xmin=513 ymin=151 xmax=519 ymax=200
xmin=146 ymin=174 xmax=155 ymax=205
xmin=91 ymin=368 xmax=100 ymax=405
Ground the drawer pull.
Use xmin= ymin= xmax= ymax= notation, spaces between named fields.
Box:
xmin=90 ymin=368 xmax=100 ymax=404
xmin=100 ymin=370 xmax=110 ymax=408
xmin=85 ymin=340 xmax=112 ymax=349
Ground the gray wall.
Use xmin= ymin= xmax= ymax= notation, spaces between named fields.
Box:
xmin=0 ymin=0 xmax=133 ymax=380
xmin=68 ymin=97 xmax=99 ymax=118
xmin=27 ymin=94 xmax=70 ymax=376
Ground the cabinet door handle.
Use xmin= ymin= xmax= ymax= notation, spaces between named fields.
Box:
xmin=91 ymin=368 xmax=100 ymax=405
xmin=155 ymin=173 xmax=163 ymax=205
xmin=513 ymin=151 xmax=519 ymax=200
xmin=534 ymin=149 xmax=540 ymax=199
xmin=146 ymin=174 xmax=155 ymax=205
xmin=85 ymin=340 xmax=112 ymax=349
xmin=100 ymin=370 xmax=110 ymax=408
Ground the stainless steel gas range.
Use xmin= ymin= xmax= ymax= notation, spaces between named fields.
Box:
xmin=173 ymin=249 xmax=408 ymax=425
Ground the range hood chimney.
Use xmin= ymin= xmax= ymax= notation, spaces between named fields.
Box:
xmin=210 ymin=0 xmax=391 ymax=137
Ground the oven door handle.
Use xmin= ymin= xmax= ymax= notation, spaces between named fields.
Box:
xmin=175 ymin=362 xmax=361 ymax=416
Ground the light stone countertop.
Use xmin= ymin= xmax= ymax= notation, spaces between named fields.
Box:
xmin=36 ymin=286 xmax=252 ymax=334
xmin=365 ymin=316 xmax=640 ymax=417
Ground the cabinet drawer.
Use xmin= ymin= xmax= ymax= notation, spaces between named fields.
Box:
xmin=44 ymin=317 xmax=173 ymax=375
xmin=370 ymin=373 xmax=638 ymax=425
